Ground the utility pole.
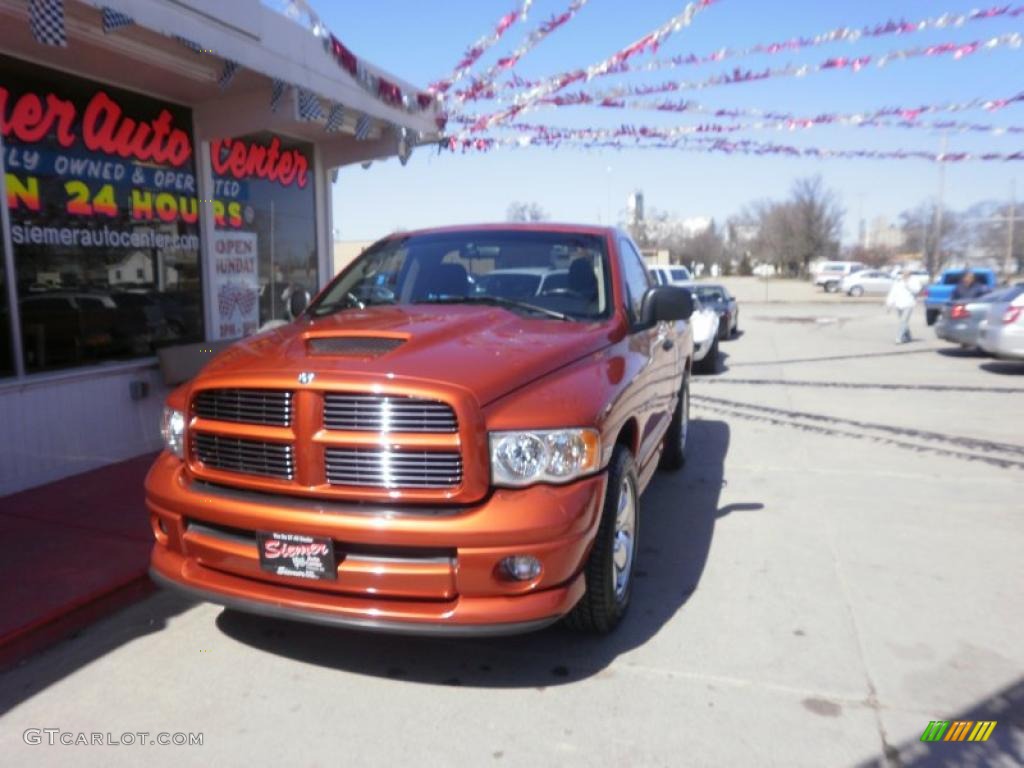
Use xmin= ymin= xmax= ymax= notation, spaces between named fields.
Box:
xmin=1007 ymin=179 xmax=1017 ymax=278
xmin=930 ymin=134 xmax=948 ymax=274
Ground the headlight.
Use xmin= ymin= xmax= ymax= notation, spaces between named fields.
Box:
xmin=489 ymin=429 xmax=601 ymax=487
xmin=161 ymin=407 xmax=186 ymax=459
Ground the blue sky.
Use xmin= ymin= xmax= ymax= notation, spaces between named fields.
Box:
xmin=322 ymin=0 xmax=1022 ymax=243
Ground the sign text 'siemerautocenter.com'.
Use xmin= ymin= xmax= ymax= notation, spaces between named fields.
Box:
xmin=23 ymin=730 xmax=203 ymax=747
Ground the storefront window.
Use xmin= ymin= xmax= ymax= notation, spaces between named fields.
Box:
xmin=210 ymin=133 xmax=316 ymax=339
xmin=1 ymin=55 xmax=202 ymax=373
xmin=0 ymin=240 xmax=13 ymax=377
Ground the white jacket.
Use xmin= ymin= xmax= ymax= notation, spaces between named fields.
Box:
xmin=886 ymin=278 xmax=920 ymax=310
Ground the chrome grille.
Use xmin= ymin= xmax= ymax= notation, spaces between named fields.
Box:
xmin=192 ymin=433 xmax=294 ymax=480
xmin=193 ymin=389 xmax=293 ymax=427
xmin=325 ymin=448 xmax=462 ymax=489
xmin=323 ymin=393 xmax=457 ymax=433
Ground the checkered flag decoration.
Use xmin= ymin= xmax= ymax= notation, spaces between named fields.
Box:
xmin=218 ymin=59 xmax=239 ymax=89
xmin=296 ymin=88 xmax=323 ymax=121
xmin=270 ymin=79 xmax=286 ymax=112
xmin=29 ymin=0 xmax=67 ymax=47
xmin=325 ymin=104 xmax=346 ymax=132
xmin=354 ymin=114 xmax=372 ymax=141
xmin=174 ymin=35 xmax=204 ymax=54
xmin=101 ymin=7 xmax=133 ymax=33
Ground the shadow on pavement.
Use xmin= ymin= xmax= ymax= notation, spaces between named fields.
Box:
xmin=935 ymin=346 xmax=986 ymax=358
xmin=215 ymin=420 xmax=753 ymax=688
xmin=980 ymin=361 xmax=1024 ymax=375
xmin=733 ymin=346 xmax=939 ymax=367
xmin=856 ymin=676 xmax=1024 ymax=768
xmin=0 ymin=588 xmax=196 ymax=716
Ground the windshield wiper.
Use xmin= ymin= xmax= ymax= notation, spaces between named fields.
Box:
xmin=310 ymin=295 xmax=395 ymax=317
xmin=415 ymin=295 xmax=572 ymax=321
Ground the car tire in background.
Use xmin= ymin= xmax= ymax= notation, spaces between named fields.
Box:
xmin=659 ymin=373 xmax=689 ymax=471
xmin=926 ymin=309 xmax=939 ymax=326
xmin=694 ymin=338 xmax=719 ymax=374
xmin=824 ymin=281 xmax=839 ymax=293
xmin=565 ymin=445 xmax=639 ymax=634
xmin=848 ymin=286 xmax=864 ymax=297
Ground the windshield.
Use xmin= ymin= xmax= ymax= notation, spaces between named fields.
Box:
xmin=694 ymin=286 xmax=725 ymax=302
xmin=309 ymin=230 xmax=611 ymax=322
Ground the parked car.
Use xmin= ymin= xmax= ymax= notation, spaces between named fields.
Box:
xmin=473 ymin=268 xmax=569 ymax=298
xmin=648 ymin=265 xmax=692 ymax=286
xmin=683 ymin=282 xmax=738 ymax=339
xmin=839 ymin=269 xmax=894 ymax=297
xmin=934 ymin=285 xmax=1024 ymax=350
xmin=689 ymin=294 xmax=722 ymax=374
xmin=924 ymin=267 xmax=997 ymax=326
xmin=813 ymin=261 xmax=866 ymax=293
xmin=979 ymin=288 xmax=1024 ymax=361
xmin=148 ymin=224 xmax=698 ymax=636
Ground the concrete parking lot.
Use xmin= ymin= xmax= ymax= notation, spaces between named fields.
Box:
xmin=2 ymin=284 xmax=1022 ymax=767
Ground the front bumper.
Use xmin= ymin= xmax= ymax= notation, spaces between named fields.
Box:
xmin=146 ymin=453 xmax=605 ymax=634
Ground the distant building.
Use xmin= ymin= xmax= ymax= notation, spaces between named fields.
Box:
xmin=866 ymin=216 xmax=905 ymax=250
xmin=627 ymin=191 xmax=645 ymax=226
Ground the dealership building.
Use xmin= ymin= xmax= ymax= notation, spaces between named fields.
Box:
xmin=0 ymin=0 xmax=443 ymax=495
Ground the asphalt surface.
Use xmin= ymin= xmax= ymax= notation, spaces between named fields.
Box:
xmin=2 ymin=287 xmax=1022 ymax=767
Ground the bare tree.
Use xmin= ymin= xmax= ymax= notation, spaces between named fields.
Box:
xmin=746 ymin=177 xmax=843 ymax=276
xmin=506 ymin=201 xmax=549 ymax=222
xmin=900 ymin=203 xmax=962 ymax=273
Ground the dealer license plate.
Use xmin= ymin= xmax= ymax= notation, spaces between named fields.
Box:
xmin=257 ymin=531 xmax=336 ymax=581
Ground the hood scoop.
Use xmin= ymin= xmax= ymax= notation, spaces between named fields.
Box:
xmin=307 ymin=336 xmax=406 ymax=357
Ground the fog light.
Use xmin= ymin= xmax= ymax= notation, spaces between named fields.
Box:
xmin=500 ymin=555 xmax=542 ymax=582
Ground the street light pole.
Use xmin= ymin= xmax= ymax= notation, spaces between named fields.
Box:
xmin=930 ymin=134 xmax=948 ymax=274
xmin=1007 ymin=179 xmax=1017 ymax=277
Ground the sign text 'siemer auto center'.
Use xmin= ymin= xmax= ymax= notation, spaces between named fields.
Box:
xmin=0 ymin=0 xmax=443 ymax=495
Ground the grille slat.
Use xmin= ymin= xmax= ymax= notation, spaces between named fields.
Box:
xmin=323 ymin=394 xmax=457 ymax=433
xmin=193 ymin=433 xmax=295 ymax=480
xmin=194 ymin=389 xmax=293 ymax=427
xmin=325 ymin=448 xmax=462 ymax=489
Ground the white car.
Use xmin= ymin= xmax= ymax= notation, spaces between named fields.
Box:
xmin=689 ymin=294 xmax=721 ymax=374
xmin=840 ymin=269 xmax=894 ymax=297
xmin=648 ymin=265 xmax=692 ymax=286
xmin=813 ymin=261 xmax=866 ymax=292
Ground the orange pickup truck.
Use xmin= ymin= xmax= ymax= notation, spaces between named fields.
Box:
xmin=147 ymin=224 xmax=695 ymax=636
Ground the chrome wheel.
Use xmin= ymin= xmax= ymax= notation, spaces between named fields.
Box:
xmin=612 ymin=476 xmax=637 ymax=601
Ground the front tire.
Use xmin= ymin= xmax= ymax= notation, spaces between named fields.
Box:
xmin=565 ymin=446 xmax=639 ymax=634
xmin=848 ymin=286 xmax=864 ymax=297
xmin=659 ymin=373 xmax=689 ymax=471
xmin=694 ymin=338 xmax=719 ymax=374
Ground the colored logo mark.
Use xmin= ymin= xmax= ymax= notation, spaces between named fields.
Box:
xmin=920 ymin=720 xmax=997 ymax=743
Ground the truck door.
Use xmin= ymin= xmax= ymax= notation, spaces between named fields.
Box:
xmin=618 ymin=238 xmax=678 ymax=473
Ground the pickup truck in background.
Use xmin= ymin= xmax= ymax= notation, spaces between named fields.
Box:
xmin=924 ymin=267 xmax=998 ymax=325
xmin=147 ymin=224 xmax=696 ymax=637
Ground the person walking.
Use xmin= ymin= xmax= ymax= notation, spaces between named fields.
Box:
xmin=885 ymin=270 xmax=921 ymax=344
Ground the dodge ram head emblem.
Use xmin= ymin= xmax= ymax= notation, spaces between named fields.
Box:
xmin=298 ymin=372 xmax=316 ymax=385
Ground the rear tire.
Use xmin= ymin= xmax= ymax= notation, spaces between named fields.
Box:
xmin=565 ymin=446 xmax=639 ymax=634
xmin=926 ymin=309 xmax=939 ymax=326
xmin=659 ymin=373 xmax=689 ymax=471
xmin=825 ymin=281 xmax=839 ymax=293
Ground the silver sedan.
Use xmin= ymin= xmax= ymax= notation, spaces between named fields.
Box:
xmin=934 ymin=285 xmax=1024 ymax=349
xmin=978 ymin=284 xmax=1024 ymax=360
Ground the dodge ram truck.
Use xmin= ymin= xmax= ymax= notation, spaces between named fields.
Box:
xmin=147 ymin=224 xmax=695 ymax=636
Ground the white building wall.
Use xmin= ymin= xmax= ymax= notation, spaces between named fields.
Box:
xmin=0 ymin=363 xmax=167 ymax=495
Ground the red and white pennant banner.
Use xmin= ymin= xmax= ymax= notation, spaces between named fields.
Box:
xmin=456 ymin=0 xmax=593 ymax=103
xmin=463 ymin=0 xmax=721 ymax=133
xmin=452 ymin=133 xmax=1024 ymax=163
xmin=458 ymin=5 xmax=1024 ymax=99
xmin=430 ymin=0 xmax=534 ymax=95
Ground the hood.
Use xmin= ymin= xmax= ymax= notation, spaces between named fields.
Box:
xmin=198 ymin=305 xmax=618 ymax=406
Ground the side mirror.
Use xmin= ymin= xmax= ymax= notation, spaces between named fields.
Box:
xmin=288 ymin=288 xmax=311 ymax=319
xmin=640 ymin=286 xmax=694 ymax=326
